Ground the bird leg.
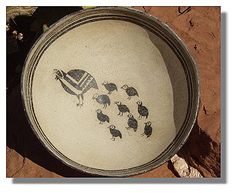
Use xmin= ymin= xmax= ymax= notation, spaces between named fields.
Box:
xmin=127 ymin=130 xmax=131 ymax=136
xmin=141 ymin=133 xmax=145 ymax=137
xmin=111 ymin=137 xmax=115 ymax=141
xmin=126 ymin=127 xmax=130 ymax=130
xmin=127 ymin=96 xmax=131 ymax=100
xmin=99 ymin=121 xmax=103 ymax=124
xmin=138 ymin=115 xmax=142 ymax=119
xmin=108 ymin=91 xmax=111 ymax=94
xmin=77 ymin=94 xmax=84 ymax=107
xmin=77 ymin=103 xmax=83 ymax=107
xmin=118 ymin=112 xmax=120 ymax=116
xmin=103 ymin=104 xmax=107 ymax=109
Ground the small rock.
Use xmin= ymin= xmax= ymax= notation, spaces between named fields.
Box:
xmin=171 ymin=154 xmax=203 ymax=178
xmin=17 ymin=33 xmax=23 ymax=41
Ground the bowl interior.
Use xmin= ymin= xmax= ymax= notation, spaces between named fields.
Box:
xmin=22 ymin=8 xmax=198 ymax=176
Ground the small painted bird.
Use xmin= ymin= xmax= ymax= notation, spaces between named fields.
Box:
xmin=137 ymin=101 xmax=149 ymax=119
xmin=141 ymin=121 xmax=153 ymax=138
xmin=121 ymin=84 xmax=139 ymax=99
xmin=114 ymin=101 xmax=130 ymax=116
xmin=92 ymin=94 xmax=110 ymax=108
xmin=102 ymin=81 xmax=118 ymax=94
xmin=96 ymin=109 xmax=109 ymax=124
xmin=54 ymin=69 xmax=98 ymax=106
xmin=126 ymin=113 xmax=138 ymax=132
xmin=107 ymin=125 xmax=122 ymax=141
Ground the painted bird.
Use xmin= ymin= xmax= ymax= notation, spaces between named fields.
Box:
xmin=126 ymin=113 xmax=138 ymax=132
xmin=102 ymin=81 xmax=118 ymax=94
xmin=92 ymin=94 xmax=110 ymax=108
xmin=96 ymin=109 xmax=109 ymax=124
xmin=54 ymin=69 xmax=98 ymax=107
xmin=107 ymin=125 xmax=122 ymax=141
xmin=121 ymin=84 xmax=139 ymax=100
xmin=141 ymin=121 xmax=153 ymax=138
xmin=137 ymin=101 xmax=149 ymax=119
xmin=114 ymin=101 xmax=130 ymax=116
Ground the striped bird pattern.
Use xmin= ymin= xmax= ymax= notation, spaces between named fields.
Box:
xmin=54 ymin=69 xmax=98 ymax=106
xmin=54 ymin=68 xmax=153 ymax=140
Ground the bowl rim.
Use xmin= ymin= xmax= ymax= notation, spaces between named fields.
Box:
xmin=21 ymin=6 xmax=200 ymax=177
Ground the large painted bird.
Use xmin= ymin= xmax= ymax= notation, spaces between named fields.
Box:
xmin=54 ymin=69 xmax=98 ymax=107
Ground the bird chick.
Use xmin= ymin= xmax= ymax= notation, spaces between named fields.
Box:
xmin=114 ymin=101 xmax=130 ymax=116
xmin=96 ymin=109 xmax=109 ymax=124
xmin=107 ymin=125 xmax=122 ymax=141
xmin=137 ymin=101 xmax=149 ymax=119
xmin=141 ymin=121 xmax=153 ymax=138
xmin=121 ymin=84 xmax=139 ymax=100
xmin=93 ymin=94 xmax=110 ymax=108
xmin=102 ymin=81 xmax=118 ymax=94
xmin=126 ymin=113 xmax=138 ymax=132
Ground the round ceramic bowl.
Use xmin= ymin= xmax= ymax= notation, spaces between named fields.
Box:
xmin=21 ymin=7 xmax=199 ymax=177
